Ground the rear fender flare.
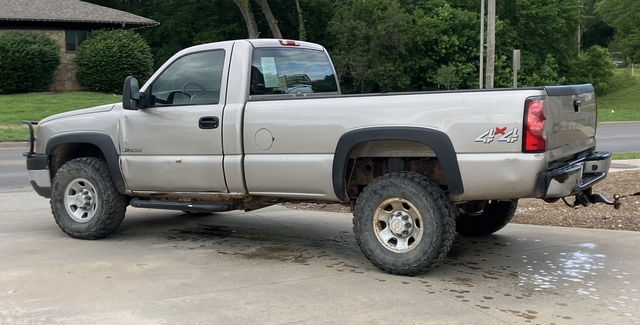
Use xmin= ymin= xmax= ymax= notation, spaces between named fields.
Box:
xmin=332 ymin=127 xmax=463 ymax=201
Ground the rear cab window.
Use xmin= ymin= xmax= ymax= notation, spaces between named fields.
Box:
xmin=250 ymin=48 xmax=339 ymax=97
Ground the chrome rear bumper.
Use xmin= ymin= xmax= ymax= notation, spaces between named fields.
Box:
xmin=536 ymin=151 xmax=611 ymax=199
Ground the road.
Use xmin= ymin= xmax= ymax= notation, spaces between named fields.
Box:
xmin=596 ymin=122 xmax=640 ymax=153
xmin=1 ymin=191 xmax=640 ymax=324
xmin=0 ymin=147 xmax=30 ymax=193
xmin=0 ymin=122 xmax=637 ymax=193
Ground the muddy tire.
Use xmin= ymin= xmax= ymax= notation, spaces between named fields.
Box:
xmin=455 ymin=200 xmax=518 ymax=237
xmin=51 ymin=157 xmax=128 ymax=239
xmin=352 ymin=172 xmax=456 ymax=276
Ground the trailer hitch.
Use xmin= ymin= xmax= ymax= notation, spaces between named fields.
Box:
xmin=563 ymin=189 xmax=621 ymax=209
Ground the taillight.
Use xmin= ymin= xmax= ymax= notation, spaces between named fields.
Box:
xmin=279 ymin=39 xmax=300 ymax=46
xmin=524 ymin=97 xmax=547 ymax=152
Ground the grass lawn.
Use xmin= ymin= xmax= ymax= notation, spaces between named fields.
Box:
xmin=0 ymin=92 xmax=119 ymax=141
xmin=597 ymin=70 xmax=640 ymax=122
xmin=612 ymin=152 xmax=640 ymax=160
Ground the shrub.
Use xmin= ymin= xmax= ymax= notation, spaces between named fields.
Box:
xmin=75 ymin=30 xmax=153 ymax=94
xmin=0 ymin=31 xmax=61 ymax=94
xmin=572 ymin=46 xmax=616 ymax=96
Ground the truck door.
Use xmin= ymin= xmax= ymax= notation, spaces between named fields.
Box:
xmin=119 ymin=46 xmax=231 ymax=192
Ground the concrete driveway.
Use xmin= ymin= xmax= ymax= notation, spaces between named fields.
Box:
xmin=1 ymin=192 xmax=639 ymax=325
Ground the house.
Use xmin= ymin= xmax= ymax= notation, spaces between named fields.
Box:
xmin=0 ymin=0 xmax=158 ymax=91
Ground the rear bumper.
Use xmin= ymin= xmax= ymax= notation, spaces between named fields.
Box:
xmin=535 ymin=151 xmax=611 ymax=199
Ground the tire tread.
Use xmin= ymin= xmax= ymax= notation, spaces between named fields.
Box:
xmin=51 ymin=157 xmax=127 ymax=240
xmin=352 ymin=171 xmax=455 ymax=276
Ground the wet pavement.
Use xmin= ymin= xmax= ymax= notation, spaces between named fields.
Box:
xmin=1 ymin=192 xmax=640 ymax=324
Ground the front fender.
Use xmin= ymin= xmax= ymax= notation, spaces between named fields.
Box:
xmin=45 ymin=132 xmax=125 ymax=193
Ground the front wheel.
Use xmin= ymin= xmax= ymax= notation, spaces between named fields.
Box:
xmin=51 ymin=157 xmax=128 ymax=239
xmin=455 ymin=200 xmax=518 ymax=237
xmin=352 ymin=172 xmax=455 ymax=276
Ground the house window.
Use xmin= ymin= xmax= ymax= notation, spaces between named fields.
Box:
xmin=65 ymin=31 xmax=88 ymax=52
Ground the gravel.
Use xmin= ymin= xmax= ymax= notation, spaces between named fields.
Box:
xmin=281 ymin=169 xmax=640 ymax=232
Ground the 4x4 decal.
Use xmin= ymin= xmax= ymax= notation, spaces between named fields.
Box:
xmin=475 ymin=127 xmax=519 ymax=144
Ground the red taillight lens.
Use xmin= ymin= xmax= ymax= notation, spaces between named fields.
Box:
xmin=524 ymin=98 xmax=546 ymax=152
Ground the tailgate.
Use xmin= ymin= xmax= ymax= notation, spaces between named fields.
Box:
xmin=544 ymin=84 xmax=597 ymax=150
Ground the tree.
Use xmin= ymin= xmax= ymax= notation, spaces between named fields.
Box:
xmin=329 ymin=0 xmax=411 ymax=93
xmin=598 ymin=0 xmax=640 ymax=62
xmin=433 ymin=64 xmax=461 ymax=90
xmin=294 ymin=0 xmax=307 ymax=40
xmin=254 ymin=0 xmax=283 ymax=38
xmin=233 ymin=0 xmax=260 ymax=38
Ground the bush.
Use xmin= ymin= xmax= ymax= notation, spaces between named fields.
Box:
xmin=0 ymin=31 xmax=61 ymax=94
xmin=75 ymin=30 xmax=153 ymax=94
xmin=572 ymin=46 xmax=616 ymax=96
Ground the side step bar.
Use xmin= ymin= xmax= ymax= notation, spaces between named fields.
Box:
xmin=130 ymin=198 xmax=237 ymax=213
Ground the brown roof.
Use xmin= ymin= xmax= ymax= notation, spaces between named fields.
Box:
xmin=0 ymin=0 xmax=158 ymax=27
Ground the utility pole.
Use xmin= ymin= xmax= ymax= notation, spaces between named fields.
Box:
xmin=485 ymin=0 xmax=496 ymax=89
xmin=513 ymin=49 xmax=520 ymax=88
xmin=479 ymin=0 xmax=485 ymax=89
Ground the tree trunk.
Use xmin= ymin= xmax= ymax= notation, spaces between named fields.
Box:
xmin=485 ymin=0 xmax=495 ymax=89
xmin=233 ymin=0 xmax=260 ymax=39
xmin=253 ymin=0 xmax=282 ymax=39
xmin=294 ymin=0 xmax=306 ymax=41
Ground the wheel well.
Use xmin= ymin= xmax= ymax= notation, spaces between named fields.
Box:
xmin=332 ymin=127 xmax=464 ymax=202
xmin=49 ymin=143 xmax=105 ymax=178
xmin=345 ymin=140 xmax=448 ymax=198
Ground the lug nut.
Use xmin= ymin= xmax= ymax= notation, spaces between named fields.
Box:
xmin=402 ymin=230 xmax=409 ymax=235
xmin=402 ymin=215 xmax=409 ymax=221
xmin=405 ymin=223 xmax=412 ymax=228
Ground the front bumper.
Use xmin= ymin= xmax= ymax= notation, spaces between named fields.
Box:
xmin=22 ymin=120 xmax=51 ymax=198
xmin=26 ymin=154 xmax=51 ymax=198
xmin=536 ymin=151 xmax=611 ymax=199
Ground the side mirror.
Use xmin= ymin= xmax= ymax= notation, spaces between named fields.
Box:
xmin=122 ymin=76 xmax=145 ymax=110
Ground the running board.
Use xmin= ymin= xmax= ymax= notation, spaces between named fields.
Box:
xmin=130 ymin=198 xmax=237 ymax=213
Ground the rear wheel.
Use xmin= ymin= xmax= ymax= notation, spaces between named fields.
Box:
xmin=51 ymin=157 xmax=128 ymax=239
xmin=455 ymin=200 xmax=518 ymax=237
xmin=353 ymin=172 xmax=455 ymax=276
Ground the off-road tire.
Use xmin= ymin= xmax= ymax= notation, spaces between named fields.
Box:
xmin=51 ymin=157 xmax=128 ymax=239
xmin=455 ymin=200 xmax=518 ymax=237
xmin=352 ymin=172 xmax=456 ymax=276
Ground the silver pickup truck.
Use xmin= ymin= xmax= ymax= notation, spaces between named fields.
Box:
xmin=24 ymin=39 xmax=619 ymax=275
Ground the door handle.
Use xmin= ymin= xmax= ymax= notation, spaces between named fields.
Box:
xmin=199 ymin=116 xmax=219 ymax=129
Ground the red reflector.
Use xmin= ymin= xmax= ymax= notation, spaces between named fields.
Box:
xmin=279 ymin=39 xmax=300 ymax=46
xmin=524 ymin=98 xmax=546 ymax=152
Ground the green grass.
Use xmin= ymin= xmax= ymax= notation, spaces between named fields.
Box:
xmin=612 ymin=152 xmax=640 ymax=160
xmin=0 ymin=92 xmax=119 ymax=141
xmin=597 ymin=69 xmax=640 ymax=122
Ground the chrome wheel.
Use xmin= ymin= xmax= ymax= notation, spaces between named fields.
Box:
xmin=373 ymin=198 xmax=424 ymax=253
xmin=63 ymin=178 xmax=99 ymax=223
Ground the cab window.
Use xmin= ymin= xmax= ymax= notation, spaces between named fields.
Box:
xmin=151 ymin=50 xmax=225 ymax=106
xmin=250 ymin=48 xmax=338 ymax=95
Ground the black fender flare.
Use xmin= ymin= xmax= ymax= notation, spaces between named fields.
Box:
xmin=332 ymin=127 xmax=464 ymax=201
xmin=45 ymin=132 xmax=125 ymax=193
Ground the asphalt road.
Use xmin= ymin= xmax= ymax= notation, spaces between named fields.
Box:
xmin=2 ymin=192 xmax=640 ymax=324
xmin=596 ymin=122 xmax=640 ymax=153
xmin=0 ymin=147 xmax=30 ymax=193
